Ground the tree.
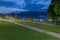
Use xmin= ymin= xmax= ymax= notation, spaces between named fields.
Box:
xmin=48 ymin=0 xmax=60 ymax=24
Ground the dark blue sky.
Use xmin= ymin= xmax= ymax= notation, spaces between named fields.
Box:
xmin=0 ymin=0 xmax=51 ymax=14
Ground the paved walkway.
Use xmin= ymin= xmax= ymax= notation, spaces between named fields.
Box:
xmin=1 ymin=19 xmax=60 ymax=38
xmin=14 ymin=23 xmax=60 ymax=38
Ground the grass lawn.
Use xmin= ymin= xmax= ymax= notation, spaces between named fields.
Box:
xmin=0 ymin=20 xmax=60 ymax=40
xmin=13 ymin=20 xmax=60 ymax=34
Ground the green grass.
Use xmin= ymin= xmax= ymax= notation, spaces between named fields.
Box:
xmin=13 ymin=20 xmax=60 ymax=34
xmin=0 ymin=20 xmax=60 ymax=40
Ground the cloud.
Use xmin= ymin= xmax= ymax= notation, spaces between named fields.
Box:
xmin=0 ymin=0 xmax=25 ymax=6
xmin=0 ymin=6 xmax=29 ymax=14
xmin=0 ymin=6 xmax=20 ymax=14
xmin=0 ymin=0 xmax=52 ymax=14
xmin=34 ymin=0 xmax=51 ymax=5
xmin=0 ymin=0 xmax=21 ymax=8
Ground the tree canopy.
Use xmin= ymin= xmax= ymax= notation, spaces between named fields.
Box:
xmin=48 ymin=0 xmax=60 ymax=24
xmin=48 ymin=0 xmax=60 ymax=18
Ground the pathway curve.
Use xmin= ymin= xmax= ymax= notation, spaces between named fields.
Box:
xmin=14 ymin=23 xmax=60 ymax=38
xmin=1 ymin=19 xmax=60 ymax=39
